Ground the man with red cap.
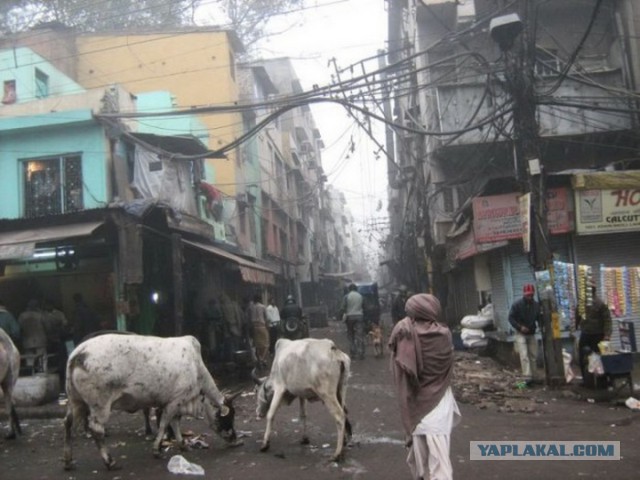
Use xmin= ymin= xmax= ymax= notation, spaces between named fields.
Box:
xmin=508 ymin=284 xmax=541 ymax=384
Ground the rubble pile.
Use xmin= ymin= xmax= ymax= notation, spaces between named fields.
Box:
xmin=452 ymin=351 xmax=549 ymax=414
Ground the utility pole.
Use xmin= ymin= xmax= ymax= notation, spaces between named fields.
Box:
xmin=491 ymin=8 xmax=565 ymax=385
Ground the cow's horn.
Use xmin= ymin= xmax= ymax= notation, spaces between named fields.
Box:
xmin=251 ymin=368 xmax=265 ymax=386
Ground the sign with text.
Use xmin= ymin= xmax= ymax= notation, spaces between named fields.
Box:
xmin=576 ymin=189 xmax=640 ymax=234
xmin=473 ymin=193 xmax=522 ymax=243
xmin=473 ymin=188 xmax=574 ymax=244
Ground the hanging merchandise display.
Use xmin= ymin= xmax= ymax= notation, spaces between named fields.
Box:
xmin=601 ymin=266 xmax=640 ymax=319
xmin=576 ymin=265 xmax=594 ymax=322
xmin=553 ymin=260 xmax=576 ymax=331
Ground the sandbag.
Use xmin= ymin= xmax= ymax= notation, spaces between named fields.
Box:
xmin=461 ymin=315 xmax=493 ymax=329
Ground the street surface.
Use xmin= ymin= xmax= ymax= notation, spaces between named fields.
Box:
xmin=1 ymin=318 xmax=639 ymax=479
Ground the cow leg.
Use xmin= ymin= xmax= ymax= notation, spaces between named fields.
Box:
xmin=87 ymin=407 xmax=117 ymax=470
xmin=63 ymin=408 xmax=75 ymax=470
xmin=171 ymin=418 xmax=185 ymax=450
xmin=323 ymin=395 xmax=347 ymax=462
xmin=2 ymin=387 xmax=19 ymax=439
xmin=261 ymin=387 xmax=285 ymax=452
xmin=63 ymin=400 xmax=89 ymax=470
xmin=142 ymin=407 xmax=153 ymax=436
xmin=299 ymin=398 xmax=309 ymax=445
xmin=153 ymin=404 xmax=180 ymax=457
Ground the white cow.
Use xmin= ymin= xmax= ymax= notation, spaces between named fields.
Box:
xmin=63 ymin=334 xmax=239 ymax=470
xmin=253 ymin=338 xmax=352 ymax=462
xmin=0 ymin=328 xmax=21 ymax=439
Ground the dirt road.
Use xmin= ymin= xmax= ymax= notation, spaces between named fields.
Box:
xmin=1 ymin=319 xmax=639 ymax=479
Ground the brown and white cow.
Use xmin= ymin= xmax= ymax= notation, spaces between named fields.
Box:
xmin=63 ymin=334 xmax=240 ymax=470
xmin=0 ymin=328 xmax=21 ymax=439
xmin=253 ymin=338 xmax=352 ymax=462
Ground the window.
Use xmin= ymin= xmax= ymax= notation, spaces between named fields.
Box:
xmin=35 ymin=68 xmax=49 ymax=98
xmin=535 ymin=48 xmax=560 ymax=77
xmin=442 ymin=187 xmax=455 ymax=213
xmin=2 ymin=80 xmax=16 ymax=104
xmin=247 ymin=194 xmax=257 ymax=243
xmin=23 ymin=154 xmax=83 ymax=218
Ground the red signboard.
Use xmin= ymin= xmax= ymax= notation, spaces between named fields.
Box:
xmin=472 ymin=188 xmax=574 ymax=244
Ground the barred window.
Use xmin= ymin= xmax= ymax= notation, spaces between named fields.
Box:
xmin=23 ymin=154 xmax=83 ymax=218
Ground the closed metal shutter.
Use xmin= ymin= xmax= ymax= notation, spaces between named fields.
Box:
xmin=508 ymin=242 xmax=536 ymax=301
xmin=574 ymin=232 xmax=640 ymax=268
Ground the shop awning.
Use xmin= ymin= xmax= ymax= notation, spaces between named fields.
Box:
xmin=0 ymin=221 xmax=104 ymax=261
xmin=572 ymin=170 xmax=640 ymax=190
xmin=183 ymin=240 xmax=275 ymax=286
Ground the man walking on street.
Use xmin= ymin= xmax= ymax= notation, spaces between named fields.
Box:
xmin=342 ymin=283 xmax=365 ymax=359
xmin=266 ymin=298 xmax=281 ymax=354
xmin=508 ymin=284 xmax=540 ymax=384
xmin=388 ymin=293 xmax=461 ymax=480
xmin=251 ymin=294 xmax=270 ymax=369
xmin=392 ymin=285 xmax=409 ymax=325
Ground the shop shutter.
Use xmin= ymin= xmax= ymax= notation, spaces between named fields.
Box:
xmin=574 ymin=232 xmax=640 ymax=269
xmin=508 ymin=242 xmax=536 ymax=300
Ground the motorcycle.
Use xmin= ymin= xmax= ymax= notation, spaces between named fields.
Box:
xmin=281 ymin=315 xmax=309 ymax=341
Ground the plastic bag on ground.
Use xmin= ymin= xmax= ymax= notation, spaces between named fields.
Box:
xmin=167 ymin=455 xmax=205 ymax=475
xmin=625 ymin=397 xmax=640 ymax=410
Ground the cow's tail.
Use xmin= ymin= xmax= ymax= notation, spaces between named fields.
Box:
xmin=337 ymin=355 xmax=352 ymax=439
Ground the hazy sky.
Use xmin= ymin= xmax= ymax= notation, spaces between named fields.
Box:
xmin=259 ymin=0 xmax=390 ymax=266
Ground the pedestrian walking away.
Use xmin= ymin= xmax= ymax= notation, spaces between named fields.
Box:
xmin=266 ymin=298 xmax=281 ymax=354
xmin=388 ymin=293 xmax=461 ymax=480
xmin=391 ymin=285 xmax=409 ymax=325
xmin=18 ymin=299 xmax=48 ymax=372
xmin=508 ymin=283 xmax=541 ymax=384
xmin=251 ymin=294 xmax=270 ymax=368
xmin=342 ymin=283 xmax=365 ymax=359
xmin=280 ymin=294 xmax=305 ymax=340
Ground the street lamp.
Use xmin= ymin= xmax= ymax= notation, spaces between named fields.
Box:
xmin=490 ymin=11 xmax=565 ymax=385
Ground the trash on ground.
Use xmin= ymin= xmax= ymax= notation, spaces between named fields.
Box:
xmin=625 ymin=397 xmax=640 ymax=410
xmin=186 ymin=436 xmax=209 ymax=449
xmin=167 ymin=455 xmax=204 ymax=476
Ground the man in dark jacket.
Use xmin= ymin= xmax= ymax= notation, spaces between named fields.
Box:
xmin=391 ymin=286 xmax=408 ymax=325
xmin=280 ymin=295 xmax=305 ymax=340
xmin=508 ymin=284 xmax=540 ymax=384
xmin=576 ymin=283 xmax=612 ymax=385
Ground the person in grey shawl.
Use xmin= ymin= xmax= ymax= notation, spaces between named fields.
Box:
xmin=388 ymin=293 xmax=461 ymax=480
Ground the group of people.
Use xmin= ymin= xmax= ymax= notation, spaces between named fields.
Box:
xmin=0 ymin=293 xmax=102 ymax=382
xmin=508 ymin=282 xmax=612 ymax=386
xmin=199 ymin=293 xmax=305 ymax=369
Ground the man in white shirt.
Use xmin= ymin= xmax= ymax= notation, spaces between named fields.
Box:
xmin=266 ymin=298 xmax=281 ymax=354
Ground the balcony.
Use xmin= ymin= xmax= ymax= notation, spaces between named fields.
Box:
xmin=434 ymin=69 xmax=631 ymax=149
